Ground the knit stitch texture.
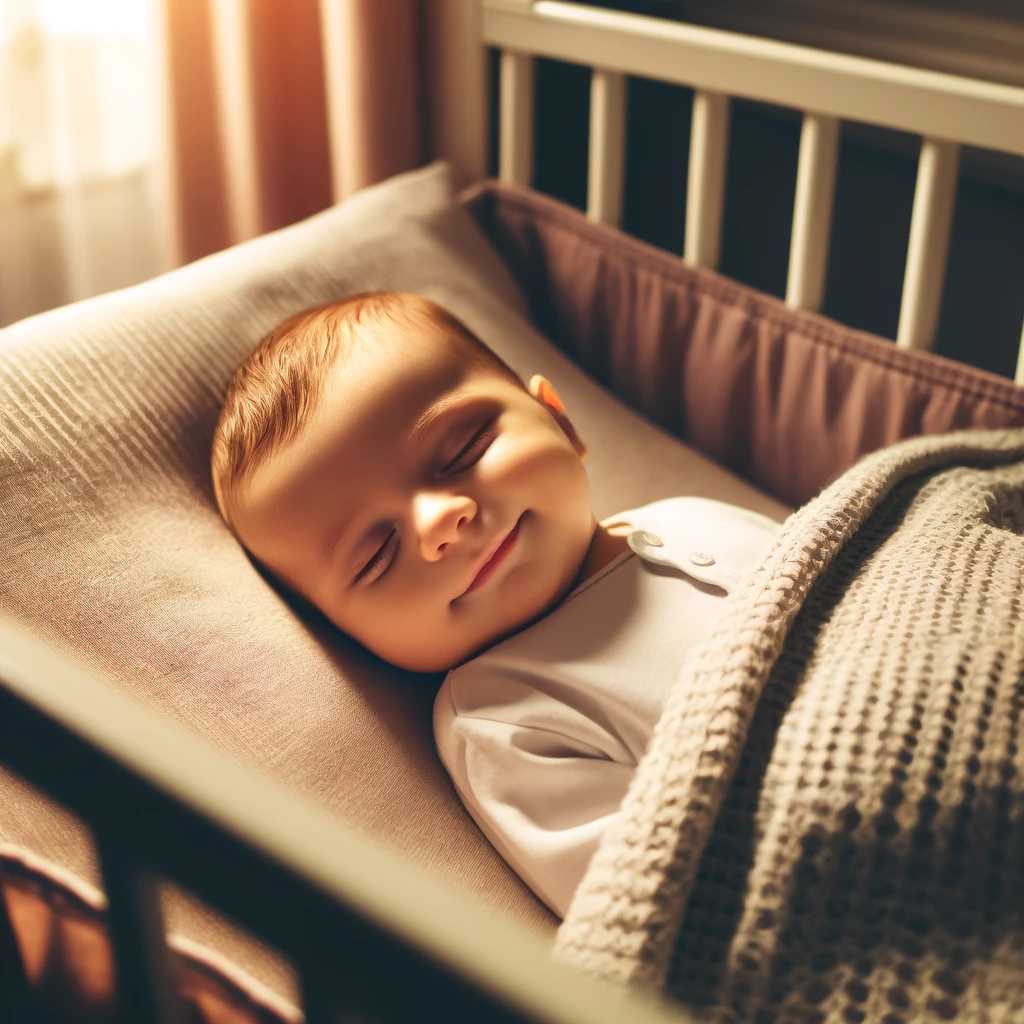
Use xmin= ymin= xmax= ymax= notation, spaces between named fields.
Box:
xmin=554 ymin=428 xmax=1024 ymax=1024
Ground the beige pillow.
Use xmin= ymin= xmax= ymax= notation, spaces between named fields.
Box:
xmin=0 ymin=161 xmax=785 ymax=997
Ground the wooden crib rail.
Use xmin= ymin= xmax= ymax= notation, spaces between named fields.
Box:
xmin=481 ymin=0 xmax=1024 ymax=381
xmin=0 ymin=614 xmax=690 ymax=1024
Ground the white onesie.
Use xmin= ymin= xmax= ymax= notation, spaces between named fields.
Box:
xmin=433 ymin=497 xmax=783 ymax=917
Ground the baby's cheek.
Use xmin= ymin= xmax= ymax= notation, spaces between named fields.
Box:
xmin=489 ymin=433 xmax=577 ymax=494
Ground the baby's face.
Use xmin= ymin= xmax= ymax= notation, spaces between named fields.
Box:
xmin=232 ymin=326 xmax=595 ymax=672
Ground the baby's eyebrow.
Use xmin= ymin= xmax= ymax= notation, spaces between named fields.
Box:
xmin=406 ymin=390 xmax=471 ymax=447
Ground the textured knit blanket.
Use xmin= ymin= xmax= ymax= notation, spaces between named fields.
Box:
xmin=554 ymin=428 xmax=1024 ymax=1024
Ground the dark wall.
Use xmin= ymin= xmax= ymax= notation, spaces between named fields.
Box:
xmin=488 ymin=53 xmax=1024 ymax=380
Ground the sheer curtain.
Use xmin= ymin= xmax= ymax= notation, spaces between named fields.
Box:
xmin=0 ymin=0 xmax=449 ymax=331
xmin=0 ymin=0 xmax=176 ymax=327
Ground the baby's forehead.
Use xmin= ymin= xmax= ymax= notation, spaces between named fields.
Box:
xmin=363 ymin=311 xmax=489 ymax=366
xmin=319 ymin=329 xmax=478 ymax=435
xmin=335 ymin=321 xmax=506 ymax=407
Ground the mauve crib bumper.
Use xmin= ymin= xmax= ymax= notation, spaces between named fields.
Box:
xmin=461 ymin=180 xmax=1024 ymax=510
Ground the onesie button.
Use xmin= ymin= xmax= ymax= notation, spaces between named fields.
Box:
xmin=689 ymin=552 xmax=715 ymax=567
xmin=627 ymin=529 xmax=663 ymax=554
xmin=639 ymin=530 xmax=663 ymax=547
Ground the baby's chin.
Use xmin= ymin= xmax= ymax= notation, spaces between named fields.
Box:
xmin=439 ymin=571 xmax=584 ymax=672
xmin=379 ymin=601 xmax=554 ymax=675
xmin=380 ymin=628 xmax=516 ymax=674
xmin=372 ymin=531 xmax=592 ymax=673
xmin=336 ymin=593 xmax=561 ymax=674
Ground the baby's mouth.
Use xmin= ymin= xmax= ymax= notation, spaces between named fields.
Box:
xmin=457 ymin=514 xmax=524 ymax=599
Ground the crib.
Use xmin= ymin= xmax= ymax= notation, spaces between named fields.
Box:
xmin=2 ymin=3 xmax=1023 ymax=1023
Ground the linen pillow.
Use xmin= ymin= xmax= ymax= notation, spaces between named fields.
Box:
xmin=0 ymin=161 xmax=787 ymax=1000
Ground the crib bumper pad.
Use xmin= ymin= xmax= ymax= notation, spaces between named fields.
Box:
xmin=463 ymin=179 xmax=1024 ymax=509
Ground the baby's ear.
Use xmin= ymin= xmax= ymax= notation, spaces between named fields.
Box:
xmin=529 ymin=375 xmax=587 ymax=459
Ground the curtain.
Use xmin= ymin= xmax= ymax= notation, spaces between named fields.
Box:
xmin=0 ymin=0 xmax=175 ymax=326
xmin=1 ymin=0 xmax=433 ymax=328
xmin=159 ymin=0 xmax=429 ymax=265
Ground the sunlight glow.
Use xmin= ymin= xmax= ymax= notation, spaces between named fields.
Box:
xmin=36 ymin=0 xmax=149 ymax=37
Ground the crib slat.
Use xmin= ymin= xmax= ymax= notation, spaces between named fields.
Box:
xmin=587 ymin=70 xmax=627 ymax=226
xmin=209 ymin=0 xmax=261 ymax=242
xmin=1017 ymin=318 xmax=1024 ymax=386
xmin=500 ymin=51 xmax=535 ymax=186
xmin=896 ymin=138 xmax=961 ymax=351
xmin=684 ymin=90 xmax=730 ymax=269
xmin=786 ymin=113 xmax=840 ymax=312
xmin=98 ymin=839 xmax=185 ymax=1024
xmin=484 ymin=3 xmax=1024 ymax=158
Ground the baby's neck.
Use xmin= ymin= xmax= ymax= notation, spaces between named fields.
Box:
xmin=570 ymin=516 xmax=634 ymax=590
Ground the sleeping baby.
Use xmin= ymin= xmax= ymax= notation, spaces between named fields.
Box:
xmin=211 ymin=292 xmax=783 ymax=917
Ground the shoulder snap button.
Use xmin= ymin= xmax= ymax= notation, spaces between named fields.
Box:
xmin=627 ymin=529 xmax=664 ymax=554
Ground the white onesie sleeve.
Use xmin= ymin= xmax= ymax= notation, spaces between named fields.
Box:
xmin=434 ymin=682 xmax=635 ymax=918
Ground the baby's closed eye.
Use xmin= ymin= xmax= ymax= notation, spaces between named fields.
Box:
xmin=354 ymin=528 xmax=398 ymax=586
xmin=441 ymin=421 xmax=496 ymax=475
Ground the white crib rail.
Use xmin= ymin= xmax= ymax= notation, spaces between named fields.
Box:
xmin=587 ymin=69 xmax=627 ymax=226
xmin=483 ymin=0 xmax=1024 ymax=381
xmin=500 ymin=50 xmax=536 ymax=186
xmin=786 ymin=114 xmax=840 ymax=314
xmin=684 ymin=91 xmax=730 ymax=270
xmin=896 ymin=140 xmax=962 ymax=352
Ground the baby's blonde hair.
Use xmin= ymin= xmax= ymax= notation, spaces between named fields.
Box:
xmin=210 ymin=292 xmax=519 ymax=531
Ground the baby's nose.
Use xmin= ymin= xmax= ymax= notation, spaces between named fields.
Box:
xmin=414 ymin=492 xmax=476 ymax=561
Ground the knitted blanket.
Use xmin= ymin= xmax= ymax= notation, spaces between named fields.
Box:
xmin=554 ymin=428 xmax=1024 ymax=1024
